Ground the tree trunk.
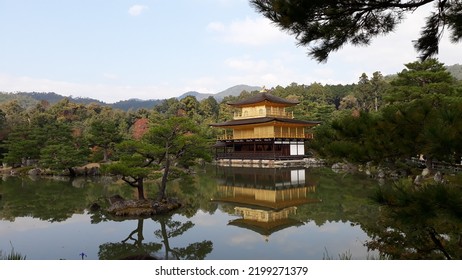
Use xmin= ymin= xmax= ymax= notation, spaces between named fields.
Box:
xmin=122 ymin=218 xmax=145 ymax=247
xmin=425 ymin=156 xmax=433 ymax=174
xmin=159 ymin=219 xmax=171 ymax=259
xmin=68 ymin=167 xmax=76 ymax=177
xmin=103 ymin=148 xmax=109 ymax=162
xmin=375 ymin=95 xmax=378 ymax=111
xmin=157 ymin=155 xmax=170 ymax=201
xmin=136 ymin=177 xmax=145 ymax=200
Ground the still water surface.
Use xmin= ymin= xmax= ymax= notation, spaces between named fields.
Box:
xmin=0 ymin=166 xmax=382 ymax=260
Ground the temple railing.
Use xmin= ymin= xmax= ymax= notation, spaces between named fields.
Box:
xmin=233 ymin=111 xmax=293 ymax=120
xmin=215 ymin=152 xmax=306 ymax=160
xmin=217 ymin=133 xmax=313 ymax=140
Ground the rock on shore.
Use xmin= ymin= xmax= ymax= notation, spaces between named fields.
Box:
xmin=107 ymin=195 xmax=182 ymax=216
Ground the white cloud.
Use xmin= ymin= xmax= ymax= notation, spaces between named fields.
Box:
xmin=190 ymin=210 xmax=222 ymax=226
xmin=230 ymin=232 xmax=261 ymax=245
xmin=128 ymin=5 xmax=148 ymax=16
xmin=0 ymin=217 xmax=50 ymax=234
xmin=207 ymin=17 xmax=291 ymax=46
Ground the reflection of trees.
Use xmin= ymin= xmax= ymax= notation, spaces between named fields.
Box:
xmin=98 ymin=218 xmax=162 ymax=259
xmin=293 ymin=169 xmax=381 ymax=227
xmin=292 ymin=170 xmax=460 ymax=259
xmin=98 ymin=215 xmax=212 ymax=260
xmin=153 ymin=215 xmax=212 ymax=260
xmin=365 ymin=183 xmax=462 ymax=259
xmin=0 ymin=176 xmax=130 ymax=222
xmin=0 ymin=177 xmax=88 ymax=222
xmin=168 ymin=170 xmax=220 ymax=218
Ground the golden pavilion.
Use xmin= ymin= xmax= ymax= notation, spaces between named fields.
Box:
xmin=210 ymin=90 xmax=320 ymax=165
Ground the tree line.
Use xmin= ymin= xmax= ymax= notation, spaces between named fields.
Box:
xmin=0 ymin=96 xmax=215 ymax=200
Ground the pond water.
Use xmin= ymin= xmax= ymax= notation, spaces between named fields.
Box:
xmin=0 ymin=166 xmax=383 ymax=260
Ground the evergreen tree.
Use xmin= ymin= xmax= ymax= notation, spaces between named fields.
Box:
xmin=354 ymin=71 xmax=387 ymax=112
xmin=104 ymin=117 xmax=211 ymax=201
xmin=39 ymin=122 xmax=89 ymax=176
xmin=144 ymin=117 xmax=211 ymax=200
xmin=103 ymin=140 xmax=160 ymax=200
xmin=2 ymin=124 xmax=41 ymax=166
xmin=199 ymin=96 xmax=219 ymax=121
xmin=386 ymin=59 xmax=456 ymax=104
xmin=86 ymin=117 xmax=122 ymax=162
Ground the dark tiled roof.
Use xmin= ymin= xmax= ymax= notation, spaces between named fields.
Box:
xmin=227 ymin=92 xmax=299 ymax=106
xmin=210 ymin=117 xmax=321 ymax=127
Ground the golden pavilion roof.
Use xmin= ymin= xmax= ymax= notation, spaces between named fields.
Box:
xmin=210 ymin=117 xmax=320 ymax=127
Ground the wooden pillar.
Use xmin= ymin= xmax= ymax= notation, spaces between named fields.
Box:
xmin=273 ymin=140 xmax=276 ymax=159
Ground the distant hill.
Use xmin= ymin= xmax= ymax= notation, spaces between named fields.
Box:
xmin=0 ymin=91 xmax=162 ymax=111
xmin=177 ymin=91 xmax=213 ymax=101
xmin=0 ymin=91 xmax=108 ymax=109
xmin=0 ymin=91 xmax=127 ymax=110
xmin=178 ymin=85 xmax=261 ymax=101
xmin=214 ymin=85 xmax=262 ymax=101
xmin=446 ymin=64 xmax=462 ymax=80
xmin=18 ymin=92 xmax=106 ymax=105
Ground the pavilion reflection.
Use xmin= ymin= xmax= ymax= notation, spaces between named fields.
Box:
xmin=212 ymin=166 xmax=320 ymax=240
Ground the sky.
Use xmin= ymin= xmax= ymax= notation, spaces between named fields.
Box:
xmin=0 ymin=0 xmax=460 ymax=103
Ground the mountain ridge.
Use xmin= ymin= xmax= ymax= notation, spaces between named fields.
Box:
xmin=177 ymin=84 xmax=261 ymax=101
xmin=0 ymin=84 xmax=262 ymax=111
